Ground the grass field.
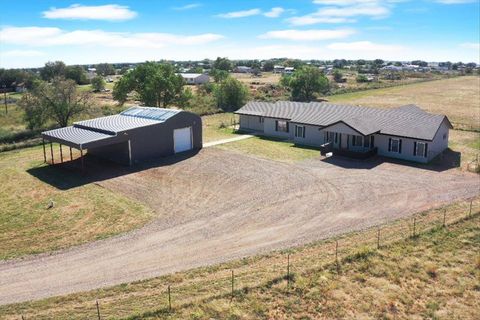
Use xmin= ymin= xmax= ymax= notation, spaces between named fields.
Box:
xmin=329 ymin=76 xmax=480 ymax=130
xmin=0 ymin=146 xmax=154 ymax=260
xmin=217 ymin=136 xmax=321 ymax=162
xmin=2 ymin=198 xmax=478 ymax=319
xmin=202 ymin=112 xmax=238 ymax=143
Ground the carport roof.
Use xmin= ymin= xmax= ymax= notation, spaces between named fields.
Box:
xmin=42 ymin=126 xmax=116 ymax=149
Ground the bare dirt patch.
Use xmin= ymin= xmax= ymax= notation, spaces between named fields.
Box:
xmin=0 ymin=148 xmax=478 ymax=305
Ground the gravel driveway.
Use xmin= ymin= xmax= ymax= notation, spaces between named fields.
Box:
xmin=0 ymin=148 xmax=478 ymax=305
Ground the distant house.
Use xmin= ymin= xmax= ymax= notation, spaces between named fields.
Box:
xmin=273 ymin=65 xmax=285 ymax=73
xmin=87 ymin=68 xmax=97 ymax=80
xmin=178 ymin=73 xmax=209 ymax=85
xmin=284 ymin=67 xmax=295 ymax=74
xmin=12 ymin=82 xmax=26 ymax=93
xmin=236 ymin=101 xmax=451 ymax=164
xmin=234 ymin=66 xmax=253 ymax=73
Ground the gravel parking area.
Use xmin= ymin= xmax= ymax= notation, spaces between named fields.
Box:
xmin=0 ymin=148 xmax=478 ymax=305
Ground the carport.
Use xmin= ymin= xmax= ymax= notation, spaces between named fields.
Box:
xmin=41 ymin=106 xmax=202 ymax=171
xmin=41 ymin=125 xmax=126 ymax=172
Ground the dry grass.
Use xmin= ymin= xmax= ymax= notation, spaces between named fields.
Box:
xmin=2 ymin=197 xmax=478 ymax=319
xmin=328 ymin=76 xmax=480 ymax=130
xmin=0 ymin=146 xmax=154 ymax=260
xmin=448 ymin=129 xmax=480 ymax=169
xmin=202 ymin=112 xmax=238 ymax=143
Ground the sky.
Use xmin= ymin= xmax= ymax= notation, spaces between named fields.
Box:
xmin=0 ymin=0 xmax=479 ymax=68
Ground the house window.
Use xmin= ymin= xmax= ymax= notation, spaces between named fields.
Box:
xmin=389 ymin=138 xmax=402 ymax=153
xmin=414 ymin=142 xmax=428 ymax=157
xmin=443 ymin=133 xmax=447 ymax=140
xmin=295 ymin=125 xmax=305 ymax=138
xmin=334 ymin=133 xmax=338 ymax=143
xmin=352 ymin=135 xmax=363 ymax=147
xmin=275 ymin=120 xmax=289 ymax=132
xmin=259 ymin=116 xmax=264 ymax=123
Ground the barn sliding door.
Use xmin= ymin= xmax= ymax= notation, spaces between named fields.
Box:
xmin=173 ymin=127 xmax=193 ymax=153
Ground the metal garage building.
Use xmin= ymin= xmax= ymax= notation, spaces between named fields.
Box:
xmin=41 ymin=106 xmax=202 ymax=169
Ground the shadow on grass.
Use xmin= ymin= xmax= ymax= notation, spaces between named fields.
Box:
xmin=27 ymin=149 xmax=200 ymax=191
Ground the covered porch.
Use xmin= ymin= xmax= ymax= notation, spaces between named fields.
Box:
xmin=319 ymin=120 xmax=379 ymax=159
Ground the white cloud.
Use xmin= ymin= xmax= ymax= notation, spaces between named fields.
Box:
xmin=2 ymin=49 xmax=45 ymax=57
xmin=460 ymin=42 xmax=480 ymax=50
xmin=173 ymin=3 xmax=202 ymax=10
xmin=326 ymin=41 xmax=404 ymax=52
xmin=288 ymin=0 xmax=392 ymax=25
xmin=42 ymin=4 xmax=137 ymax=21
xmin=435 ymin=0 xmax=476 ymax=4
xmin=264 ymin=7 xmax=285 ymax=18
xmin=0 ymin=27 xmax=224 ymax=48
xmin=259 ymin=29 xmax=356 ymax=41
xmin=217 ymin=8 xmax=261 ymax=18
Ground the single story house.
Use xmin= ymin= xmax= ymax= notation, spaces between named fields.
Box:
xmin=178 ymin=73 xmax=210 ymax=85
xmin=234 ymin=66 xmax=253 ymax=73
xmin=235 ymin=101 xmax=452 ymax=163
xmin=42 ymin=106 xmax=202 ymax=168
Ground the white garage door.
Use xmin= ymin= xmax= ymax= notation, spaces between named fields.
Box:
xmin=174 ymin=127 xmax=192 ymax=153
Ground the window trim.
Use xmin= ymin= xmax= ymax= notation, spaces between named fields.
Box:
xmin=275 ymin=120 xmax=289 ymax=133
xmin=414 ymin=141 xmax=427 ymax=157
xmin=389 ymin=138 xmax=402 ymax=153
xmin=259 ymin=116 xmax=264 ymax=123
xmin=295 ymin=125 xmax=305 ymax=138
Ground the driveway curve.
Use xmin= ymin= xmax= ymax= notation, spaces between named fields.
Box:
xmin=0 ymin=148 xmax=478 ymax=305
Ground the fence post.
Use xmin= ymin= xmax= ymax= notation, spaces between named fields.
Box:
xmin=96 ymin=300 xmax=101 ymax=320
xmin=377 ymin=227 xmax=381 ymax=249
xmin=413 ymin=217 xmax=416 ymax=238
xmin=469 ymin=200 xmax=473 ymax=218
xmin=287 ymin=253 xmax=290 ymax=288
xmin=443 ymin=209 xmax=446 ymax=228
xmin=168 ymin=285 xmax=172 ymax=312
xmin=231 ymin=270 xmax=234 ymax=300
xmin=335 ymin=240 xmax=340 ymax=273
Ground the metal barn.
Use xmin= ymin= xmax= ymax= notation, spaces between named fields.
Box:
xmin=41 ymin=106 xmax=202 ymax=170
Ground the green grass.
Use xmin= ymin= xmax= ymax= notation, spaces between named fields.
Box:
xmin=217 ymin=136 xmax=320 ymax=162
xmin=2 ymin=198 xmax=478 ymax=319
xmin=0 ymin=146 xmax=154 ymax=260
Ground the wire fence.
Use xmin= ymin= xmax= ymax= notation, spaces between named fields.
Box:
xmin=15 ymin=197 xmax=479 ymax=320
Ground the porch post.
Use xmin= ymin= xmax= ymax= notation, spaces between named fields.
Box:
xmin=50 ymin=142 xmax=54 ymax=164
xmin=80 ymin=148 xmax=85 ymax=173
xmin=59 ymin=144 xmax=63 ymax=163
xmin=42 ymin=138 xmax=46 ymax=163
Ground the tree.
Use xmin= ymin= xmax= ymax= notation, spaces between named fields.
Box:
xmin=40 ymin=61 xmax=66 ymax=81
xmin=65 ymin=65 xmax=89 ymax=85
xmin=356 ymin=74 xmax=369 ymax=83
xmin=96 ymin=63 xmax=116 ymax=76
xmin=373 ymin=59 xmax=384 ymax=67
xmin=214 ymin=76 xmax=249 ymax=111
xmin=411 ymin=60 xmax=428 ymax=67
xmin=113 ymin=62 xmax=184 ymax=107
xmin=211 ymin=69 xmax=229 ymax=83
xmin=333 ymin=59 xmax=347 ymax=68
xmin=91 ymin=76 xmax=106 ymax=91
xmin=333 ymin=69 xmax=344 ymax=83
xmin=213 ymin=57 xmax=232 ymax=71
xmin=263 ymin=60 xmax=275 ymax=72
xmin=281 ymin=66 xmax=329 ymax=102
xmin=19 ymin=78 xmax=91 ymax=128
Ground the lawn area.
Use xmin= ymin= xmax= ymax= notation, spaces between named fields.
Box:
xmin=216 ymin=136 xmax=320 ymax=163
xmin=328 ymin=76 xmax=480 ymax=131
xmin=202 ymin=112 xmax=238 ymax=143
xmin=448 ymin=129 xmax=480 ymax=168
xmin=2 ymin=197 xmax=478 ymax=319
xmin=0 ymin=146 xmax=154 ymax=260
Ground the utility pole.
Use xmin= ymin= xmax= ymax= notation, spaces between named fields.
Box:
xmin=2 ymin=85 xmax=6 ymax=115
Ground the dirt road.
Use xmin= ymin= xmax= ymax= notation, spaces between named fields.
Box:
xmin=0 ymin=148 xmax=478 ymax=305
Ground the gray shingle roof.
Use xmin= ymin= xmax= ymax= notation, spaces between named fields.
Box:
xmin=235 ymin=101 xmax=450 ymax=140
